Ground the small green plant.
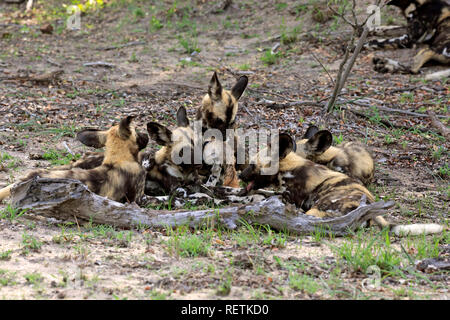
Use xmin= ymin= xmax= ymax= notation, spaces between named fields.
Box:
xmin=0 ymin=250 xmax=12 ymax=261
xmin=260 ymin=50 xmax=283 ymax=66
xmin=438 ymin=163 xmax=449 ymax=178
xmin=0 ymin=270 xmax=16 ymax=286
xmin=238 ymin=63 xmax=251 ymax=71
xmin=432 ymin=146 xmax=447 ymax=161
xmin=276 ymin=2 xmax=288 ymax=11
xmin=24 ymin=272 xmax=43 ymax=286
xmin=150 ymin=16 xmax=163 ymax=31
xmin=132 ymin=7 xmax=145 ymax=20
xmin=399 ymin=92 xmax=415 ymax=103
xmin=129 ymin=52 xmax=139 ymax=63
xmin=333 ymin=133 xmax=344 ymax=145
xmin=289 ymin=273 xmax=319 ymax=294
xmin=42 ymin=149 xmax=81 ymax=166
xmin=148 ymin=290 xmax=168 ymax=300
xmin=22 ymin=232 xmax=43 ymax=254
xmin=0 ymin=205 xmax=27 ymax=221
xmin=165 ymin=226 xmax=211 ymax=257
xmin=332 ymin=229 xmax=401 ymax=274
xmin=178 ymin=36 xmax=200 ymax=54
xmin=383 ymin=134 xmax=395 ymax=145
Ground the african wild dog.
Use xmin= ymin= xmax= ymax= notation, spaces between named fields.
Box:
xmin=240 ymin=133 xmax=390 ymax=228
xmin=145 ymin=106 xmax=202 ymax=194
xmin=365 ymin=0 xmax=450 ymax=73
xmin=196 ymin=72 xmax=248 ymax=135
xmin=295 ymin=125 xmax=374 ymax=185
xmin=52 ymin=123 xmax=149 ymax=171
xmin=196 ymin=72 xmax=248 ymax=188
xmin=0 ymin=116 xmax=148 ymax=203
xmin=240 ymin=133 xmax=443 ymax=235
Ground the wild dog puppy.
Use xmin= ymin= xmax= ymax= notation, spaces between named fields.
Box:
xmin=296 ymin=125 xmax=374 ymax=185
xmin=53 ymin=126 xmax=149 ymax=171
xmin=196 ymin=72 xmax=248 ymax=188
xmin=196 ymin=72 xmax=248 ymax=135
xmin=365 ymin=0 xmax=450 ymax=73
xmin=240 ymin=133 xmax=443 ymax=235
xmin=145 ymin=106 xmax=201 ymax=194
xmin=240 ymin=133 xmax=389 ymax=227
xmin=0 ymin=116 xmax=148 ymax=204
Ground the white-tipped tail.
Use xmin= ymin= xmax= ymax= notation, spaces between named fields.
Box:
xmin=424 ymin=69 xmax=450 ymax=81
xmin=392 ymin=224 xmax=444 ymax=236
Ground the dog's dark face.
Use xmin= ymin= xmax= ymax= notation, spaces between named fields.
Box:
xmin=147 ymin=106 xmax=200 ymax=184
xmin=197 ymin=72 xmax=248 ymax=134
xmin=239 ymin=133 xmax=295 ymax=192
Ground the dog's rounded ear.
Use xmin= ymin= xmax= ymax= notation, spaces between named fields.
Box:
xmin=76 ymin=129 xmax=108 ymax=149
xmin=147 ymin=122 xmax=172 ymax=146
xmin=279 ymin=133 xmax=295 ymax=159
xmin=208 ymin=71 xmax=223 ymax=100
xmin=231 ymin=75 xmax=248 ymax=100
xmin=303 ymin=125 xmax=319 ymax=139
xmin=177 ymin=106 xmax=189 ymax=127
xmin=118 ymin=116 xmax=134 ymax=140
xmin=306 ymin=130 xmax=332 ymax=155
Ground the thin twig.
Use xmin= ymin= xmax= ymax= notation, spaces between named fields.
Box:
xmin=311 ymin=52 xmax=335 ymax=86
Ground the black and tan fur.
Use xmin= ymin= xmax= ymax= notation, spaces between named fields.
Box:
xmin=145 ymin=106 xmax=201 ymax=194
xmin=53 ymin=125 xmax=149 ymax=171
xmin=196 ymin=72 xmax=248 ymax=135
xmin=365 ymin=0 xmax=450 ymax=73
xmin=196 ymin=72 xmax=248 ymax=188
xmin=240 ymin=133 xmax=388 ymax=228
xmin=240 ymin=133 xmax=443 ymax=235
xmin=296 ymin=126 xmax=374 ymax=185
xmin=0 ymin=116 xmax=148 ymax=203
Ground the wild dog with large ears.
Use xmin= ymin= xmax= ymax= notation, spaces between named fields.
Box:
xmin=52 ymin=119 xmax=149 ymax=171
xmin=0 ymin=116 xmax=148 ymax=203
xmin=196 ymin=71 xmax=248 ymax=135
xmin=296 ymin=125 xmax=374 ymax=185
xmin=145 ymin=106 xmax=201 ymax=194
xmin=240 ymin=133 xmax=442 ymax=235
xmin=196 ymin=72 xmax=248 ymax=188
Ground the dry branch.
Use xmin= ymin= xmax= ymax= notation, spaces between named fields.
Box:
xmin=99 ymin=41 xmax=146 ymax=51
xmin=10 ymin=178 xmax=395 ymax=236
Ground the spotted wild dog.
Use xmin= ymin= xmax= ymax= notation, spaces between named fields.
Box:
xmin=52 ymin=124 xmax=149 ymax=171
xmin=365 ymin=0 xmax=450 ymax=74
xmin=295 ymin=125 xmax=374 ymax=185
xmin=0 ymin=116 xmax=148 ymax=204
xmin=240 ymin=133 xmax=444 ymax=235
xmin=145 ymin=106 xmax=202 ymax=194
xmin=196 ymin=72 xmax=248 ymax=188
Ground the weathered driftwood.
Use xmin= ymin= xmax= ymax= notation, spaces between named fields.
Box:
xmin=10 ymin=178 xmax=395 ymax=236
xmin=416 ymin=258 xmax=450 ymax=273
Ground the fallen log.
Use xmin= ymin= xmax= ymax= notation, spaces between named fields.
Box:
xmin=9 ymin=178 xmax=395 ymax=236
xmin=416 ymin=258 xmax=450 ymax=273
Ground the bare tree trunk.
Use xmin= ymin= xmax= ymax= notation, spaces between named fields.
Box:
xmin=326 ymin=27 xmax=370 ymax=112
xmin=10 ymin=178 xmax=395 ymax=236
